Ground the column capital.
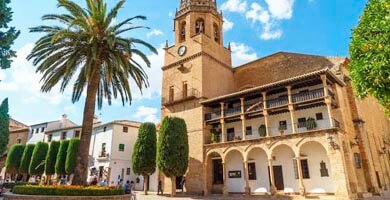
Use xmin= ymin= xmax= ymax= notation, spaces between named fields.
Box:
xmin=321 ymin=74 xmax=327 ymax=81
xmin=286 ymin=85 xmax=292 ymax=90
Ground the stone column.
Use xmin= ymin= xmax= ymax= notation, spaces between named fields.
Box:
xmin=240 ymin=98 xmax=247 ymax=140
xmin=321 ymin=74 xmax=334 ymax=127
xmin=296 ymin=157 xmax=306 ymax=196
xmin=222 ymin=162 xmax=229 ymax=196
xmin=262 ymin=92 xmax=270 ymax=137
xmin=268 ymin=158 xmax=276 ymax=195
xmin=287 ymin=86 xmax=297 ymax=134
xmin=243 ymin=160 xmax=251 ymax=195
xmin=220 ymin=102 xmax=226 ymax=143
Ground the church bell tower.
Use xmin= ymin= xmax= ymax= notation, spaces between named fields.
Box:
xmin=160 ymin=0 xmax=235 ymax=194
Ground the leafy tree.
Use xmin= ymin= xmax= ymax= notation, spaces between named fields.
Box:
xmin=5 ymin=144 xmax=25 ymax=174
xmin=19 ymin=144 xmax=35 ymax=174
xmin=132 ymin=123 xmax=157 ymax=195
xmin=0 ymin=0 xmax=20 ymax=69
xmin=29 ymin=142 xmax=48 ymax=176
xmin=65 ymin=138 xmax=80 ymax=175
xmin=45 ymin=141 xmax=60 ymax=176
xmin=0 ymin=98 xmax=9 ymax=156
xmin=55 ymin=140 xmax=69 ymax=176
xmin=27 ymin=0 xmax=157 ymax=185
xmin=157 ymin=117 xmax=189 ymax=197
xmin=349 ymin=0 xmax=390 ymax=115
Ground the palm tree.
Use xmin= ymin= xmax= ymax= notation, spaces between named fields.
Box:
xmin=27 ymin=0 xmax=157 ymax=185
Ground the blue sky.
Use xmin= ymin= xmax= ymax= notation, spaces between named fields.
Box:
xmin=0 ymin=0 xmax=366 ymax=125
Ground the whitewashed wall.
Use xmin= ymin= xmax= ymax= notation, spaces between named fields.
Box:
xmin=27 ymin=124 xmax=47 ymax=144
xmin=247 ymin=148 xmax=270 ymax=193
xmin=272 ymin=145 xmax=299 ymax=193
xmin=226 ymin=150 xmax=245 ymax=193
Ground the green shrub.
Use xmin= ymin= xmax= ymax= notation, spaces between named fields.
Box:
xmin=45 ymin=141 xmax=60 ymax=175
xmin=65 ymin=138 xmax=80 ymax=174
xmin=19 ymin=144 xmax=35 ymax=174
xmin=2 ymin=182 xmax=38 ymax=190
xmin=306 ymin=117 xmax=317 ymax=130
xmin=55 ymin=140 xmax=69 ymax=175
xmin=5 ymin=144 xmax=25 ymax=173
xmin=0 ymin=98 xmax=10 ymax=156
xmin=29 ymin=142 xmax=49 ymax=175
xmin=13 ymin=185 xmax=125 ymax=196
xmin=258 ymin=125 xmax=266 ymax=137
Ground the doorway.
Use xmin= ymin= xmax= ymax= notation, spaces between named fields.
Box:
xmin=269 ymin=166 xmax=284 ymax=190
xmin=176 ymin=176 xmax=184 ymax=190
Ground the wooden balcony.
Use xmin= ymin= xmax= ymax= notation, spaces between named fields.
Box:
xmin=162 ymin=88 xmax=200 ymax=106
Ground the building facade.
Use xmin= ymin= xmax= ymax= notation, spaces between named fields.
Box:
xmin=160 ymin=1 xmax=390 ymax=199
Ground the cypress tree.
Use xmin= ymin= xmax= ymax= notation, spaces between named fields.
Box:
xmin=45 ymin=141 xmax=60 ymax=176
xmin=5 ymin=144 xmax=25 ymax=174
xmin=29 ymin=142 xmax=48 ymax=175
xmin=132 ymin=123 xmax=157 ymax=195
xmin=157 ymin=117 xmax=189 ymax=197
xmin=0 ymin=0 xmax=20 ymax=69
xmin=19 ymin=144 xmax=35 ymax=174
xmin=55 ymin=140 xmax=69 ymax=176
xmin=0 ymin=98 xmax=10 ymax=156
xmin=65 ymin=138 xmax=80 ymax=175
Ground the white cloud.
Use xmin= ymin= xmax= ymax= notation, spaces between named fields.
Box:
xmin=261 ymin=23 xmax=283 ymax=40
xmin=0 ymin=44 xmax=71 ymax=105
xmin=221 ymin=0 xmax=247 ymax=13
xmin=230 ymin=42 xmax=257 ymax=66
xmin=133 ymin=106 xmax=159 ymax=123
xmin=246 ymin=3 xmax=270 ymax=24
xmin=223 ymin=18 xmax=234 ymax=31
xmin=265 ymin=0 xmax=294 ymax=19
xmin=147 ymin=29 xmax=164 ymax=38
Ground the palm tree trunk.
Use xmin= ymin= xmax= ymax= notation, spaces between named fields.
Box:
xmin=72 ymin=69 xmax=101 ymax=186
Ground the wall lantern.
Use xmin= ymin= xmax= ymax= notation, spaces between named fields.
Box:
xmin=350 ymin=135 xmax=361 ymax=148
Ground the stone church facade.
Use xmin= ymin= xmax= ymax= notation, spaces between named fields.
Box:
xmin=160 ymin=1 xmax=390 ymax=199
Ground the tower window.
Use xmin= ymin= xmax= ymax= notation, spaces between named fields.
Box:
xmin=169 ymin=86 xmax=175 ymax=102
xmin=213 ymin=23 xmax=220 ymax=43
xmin=180 ymin=22 xmax=186 ymax=42
xmin=183 ymin=82 xmax=188 ymax=98
xmin=195 ymin=19 xmax=205 ymax=34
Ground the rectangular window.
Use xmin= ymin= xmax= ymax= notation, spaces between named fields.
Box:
xmin=227 ymin=128 xmax=235 ymax=142
xmin=74 ymin=130 xmax=80 ymax=138
xmin=123 ymin=126 xmax=128 ymax=133
xmin=102 ymin=143 xmax=106 ymax=152
xmin=17 ymin=139 xmax=22 ymax=144
xmin=183 ymin=82 xmax=188 ymax=98
xmin=246 ymin=126 xmax=252 ymax=136
xmin=103 ymin=127 xmax=107 ymax=132
xmin=293 ymin=159 xmax=310 ymax=179
xmin=126 ymin=168 xmax=131 ymax=175
xmin=119 ymin=144 xmax=125 ymax=152
xmin=298 ymin=118 xmax=307 ymax=128
xmin=248 ymin=162 xmax=257 ymax=180
xmin=213 ymin=159 xmax=224 ymax=184
xmin=61 ymin=132 xmax=67 ymax=140
xmin=354 ymin=153 xmax=362 ymax=169
xmin=279 ymin=121 xmax=287 ymax=130
xmin=41 ymin=127 xmax=45 ymax=132
xmin=169 ymin=86 xmax=174 ymax=102
xmin=35 ymin=128 xmax=39 ymax=134
xmin=320 ymin=161 xmax=329 ymax=177
xmin=316 ymin=113 xmax=324 ymax=120
xmin=48 ymin=134 xmax=53 ymax=142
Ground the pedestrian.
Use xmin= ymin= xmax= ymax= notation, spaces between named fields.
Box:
xmin=124 ymin=180 xmax=131 ymax=194
xmin=181 ymin=177 xmax=186 ymax=193
xmin=99 ymin=179 xmax=107 ymax=187
xmin=117 ymin=179 xmax=124 ymax=189
xmin=157 ymin=180 xmax=163 ymax=195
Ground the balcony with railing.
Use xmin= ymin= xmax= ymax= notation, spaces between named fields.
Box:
xmin=162 ymin=88 xmax=200 ymax=106
xmin=225 ymin=107 xmax=241 ymax=117
xmin=267 ymin=96 xmax=289 ymax=108
xmin=97 ymin=151 xmax=110 ymax=161
xmin=205 ymin=111 xmax=221 ymax=121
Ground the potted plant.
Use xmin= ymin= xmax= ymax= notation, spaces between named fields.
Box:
xmin=258 ymin=125 xmax=266 ymax=137
xmin=211 ymin=132 xmax=217 ymax=143
xmin=278 ymin=127 xmax=285 ymax=135
xmin=306 ymin=117 xmax=317 ymax=130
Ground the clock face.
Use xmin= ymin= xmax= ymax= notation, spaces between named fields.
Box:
xmin=178 ymin=45 xmax=187 ymax=56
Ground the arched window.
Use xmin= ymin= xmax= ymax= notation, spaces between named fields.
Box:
xmin=213 ymin=23 xmax=220 ymax=43
xmin=180 ymin=22 xmax=186 ymax=42
xmin=195 ymin=18 xmax=205 ymax=34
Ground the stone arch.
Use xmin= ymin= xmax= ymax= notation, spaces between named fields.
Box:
xmin=205 ymin=150 xmax=224 ymax=194
xmin=270 ymin=143 xmax=298 ymax=193
xmin=224 ymin=148 xmax=245 ymax=193
xmin=297 ymin=139 xmax=328 ymax=155
xmin=246 ymin=146 xmax=270 ymax=193
xmin=299 ymin=141 xmax=335 ymax=194
xmin=195 ymin=18 xmax=205 ymax=34
xmin=244 ymin=145 xmax=270 ymax=161
xmin=270 ymin=142 xmax=298 ymax=158
xmin=223 ymin=146 xmax=244 ymax=160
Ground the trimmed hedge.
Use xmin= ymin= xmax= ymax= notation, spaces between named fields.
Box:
xmin=19 ymin=144 xmax=35 ymax=174
xmin=45 ymin=141 xmax=60 ymax=175
xmin=55 ymin=140 xmax=69 ymax=175
xmin=2 ymin=182 xmax=38 ymax=190
xmin=65 ymin=138 xmax=80 ymax=174
xmin=29 ymin=142 xmax=49 ymax=175
xmin=5 ymin=144 xmax=25 ymax=173
xmin=13 ymin=185 xmax=125 ymax=196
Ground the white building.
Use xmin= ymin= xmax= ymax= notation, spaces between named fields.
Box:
xmin=44 ymin=119 xmax=156 ymax=190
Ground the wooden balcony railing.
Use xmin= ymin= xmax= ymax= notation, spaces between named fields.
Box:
xmin=162 ymin=88 xmax=200 ymax=106
xmin=267 ymin=96 xmax=289 ymax=108
xmin=205 ymin=111 xmax=221 ymax=121
xmin=225 ymin=107 xmax=241 ymax=116
xmin=292 ymin=89 xmax=324 ymax=103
